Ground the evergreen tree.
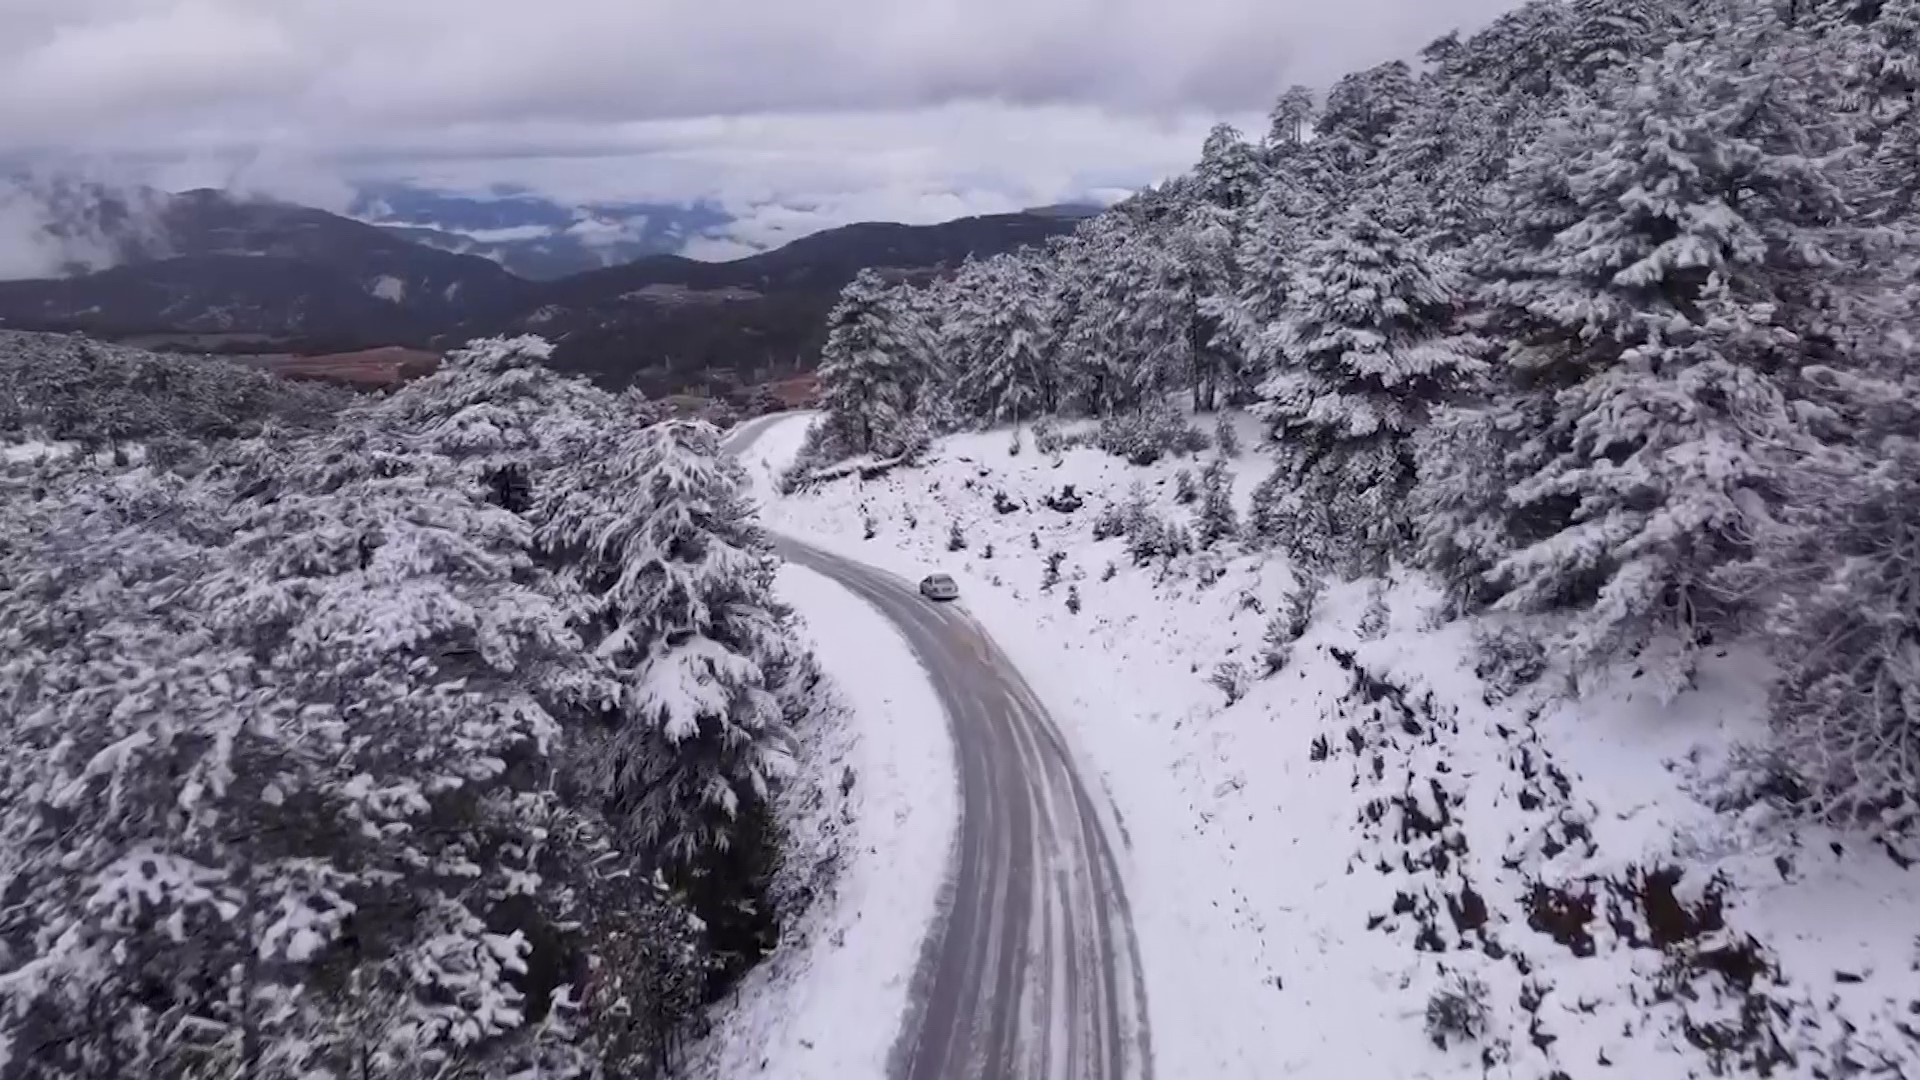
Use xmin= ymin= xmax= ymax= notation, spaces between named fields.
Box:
xmin=1564 ymin=0 xmax=1677 ymax=85
xmin=1445 ymin=0 xmax=1575 ymax=100
xmin=1195 ymin=123 xmax=1267 ymax=211
xmin=1255 ymin=208 xmax=1482 ymax=570
xmin=1761 ymin=374 xmax=1920 ymax=839
xmin=0 ymin=459 xmax=623 ymax=1079
xmin=1372 ymin=61 xmax=1509 ymax=249
xmin=814 ymin=270 xmax=931 ymax=458
xmin=1209 ymin=178 xmax=1316 ymax=395
xmin=1315 ymin=61 xmax=1419 ymax=175
xmin=536 ymin=419 xmax=795 ymax=867
xmin=954 ymin=255 xmax=1053 ymax=425
xmin=1850 ymin=0 xmax=1920 ymax=219
xmin=1062 ymin=222 xmax=1154 ymax=415
xmin=1265 ymin=85 xmax=1317 ymax=154
xmin=1445 ymin=17 xmax=1858 ymax=686
xmin=374 ymin=335 xmax=620 ymax=512
xmin=1122 ymin=240 xmax=1204 ymax=404
xmin=1195 ymin=457 xmax=1240 ymax=548
xmin=1175 ymin=208 xmax=1242 ymax=409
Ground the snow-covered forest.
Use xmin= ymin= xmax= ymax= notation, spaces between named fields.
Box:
xmin=800 ymin=0 xmax=1920 ymax=844
xmin=0 ymin=332 xmax=827 ymax=1078
xmin=0 ymin=332 xmax=351 ymax=461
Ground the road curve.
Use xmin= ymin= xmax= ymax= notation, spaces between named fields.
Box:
xmin=723 ymin=416 xmax=1154 ymax=1080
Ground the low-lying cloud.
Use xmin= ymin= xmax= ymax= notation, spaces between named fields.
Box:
xmin=1 ymin=0 xmax=1524 ymax=276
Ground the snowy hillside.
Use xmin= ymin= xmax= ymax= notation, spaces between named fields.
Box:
xmin=744 ymin=412 xmax=1919 ymax=1079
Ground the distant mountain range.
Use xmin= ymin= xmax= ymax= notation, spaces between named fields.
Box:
xmin=480 ymin=211 xmax=1094 ymax=393
xmin=349 ymin=182 xmax=736 ymax=281
xmin=0 ymin=184 xmax=1101 ymax=393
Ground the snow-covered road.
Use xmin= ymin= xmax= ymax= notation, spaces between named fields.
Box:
xmin=723 ymin=415 xmax=1155 ymax=1080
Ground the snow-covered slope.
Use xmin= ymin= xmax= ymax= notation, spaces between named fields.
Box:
xmin=746 ymin=412 xmax=1919 ymax=1079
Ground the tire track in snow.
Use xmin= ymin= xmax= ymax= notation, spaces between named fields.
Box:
xmin=724 ymin=417 xmax=1152 ymax=1079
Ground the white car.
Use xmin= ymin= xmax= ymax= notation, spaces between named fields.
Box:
xmin=918 ymin=573 xmax=960 ymax=601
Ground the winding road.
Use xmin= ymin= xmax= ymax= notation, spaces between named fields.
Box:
xmin=723 ymin=416 xmax=1154 ymax=1080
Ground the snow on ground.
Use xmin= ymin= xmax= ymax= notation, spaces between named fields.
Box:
xmin=735 ymin=413 xmax=816 ymax=500
xmin=690 ymin=559 xmax=958 ymax=1080
xmin=0 ymin=439 xmax=144 ymax=466
xmin=1 ymin=440 xmax=75 ymax=463
xmin=747 ymin=411 xmax=1920 ymax=1079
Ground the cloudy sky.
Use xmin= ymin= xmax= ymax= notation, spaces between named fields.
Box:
xmin=2 ymin=0 xmax=1521 ymax=249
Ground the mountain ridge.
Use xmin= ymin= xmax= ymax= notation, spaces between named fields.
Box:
xmin=0 ymin=187 xmax=1092 ymax=392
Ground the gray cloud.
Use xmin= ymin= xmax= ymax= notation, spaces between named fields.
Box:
xmin=2 ymin=0 xmax=1520 ymax=144
xmin=1 ymin=0 xmax=1523 ymax=267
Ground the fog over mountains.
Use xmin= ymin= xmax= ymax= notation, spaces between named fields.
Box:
xmin=347 ymin=183 xmax=739 ymax=280
xmin=0 ymin=175 xmax=739 ymax=281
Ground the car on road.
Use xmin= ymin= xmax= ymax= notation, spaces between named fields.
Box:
xmin=919 ymin=573 xmax=960 ymax=601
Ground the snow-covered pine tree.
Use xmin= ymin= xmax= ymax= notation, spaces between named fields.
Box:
xmin=1253 ymin=206 xmax=1482 ymax=571
xmin=1848 ymin=0 xmax=1920 ymax=221
xmin=1035 ymin=234 xmax=1093 ymax=414
xmin=0 ymin=456 xmax=622 ymax=1079
xmin=897 ymin=277 xmax=955 ymax=428
xmin=1208 ymin=175 xmax=1318 ymax=402
xmin=1564 ymin=0 xmax=1679 ymax=85
xmin=1123 ymin=240 xmax=1203 ymax=406
xmin=1195 ymin=123 xmax=1267 ymax=212
xmin=1195 ymin=456 xmax=1240 ymax=548
xmin=1761 ymin=369 xmax=1920 ymax=841
xmin=1372 ymin=54 xmax=1510 ymax=250
xmin=1443 ymin=0 xmax=1575 ymax=101
xmin=1314 ymin=60 xmax=1419 ymax=176
xmin=536 ymin=419 xmax=795 ymax=868
xmin=813 ymin=269 xmax=931 ymax=458
xmin=1449 ymin=13 xmax=1859 ymax=690
xmin=1265 ymin=84 xmax=1317 ymax=155
xmin=202 ymin=455 xmax=612 ymax=1075
xmin=1062 ymin=220 xmax=1154 ymax=415
xmin=372 ymin=334 xmax=620 ymax=512
xmin=954 ymin=255 xmax=1052 ymax=425
xmin=1174 ymin=208 xmax=1242 ymax=410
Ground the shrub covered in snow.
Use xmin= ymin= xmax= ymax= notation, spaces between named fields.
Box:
xmin=1210 ymin=660 xmax=1252 ymax=704
xmin=1472 ymin=622 xmax=1549 ymax=702
xmin=1423 ymin=973 xmax=1490 ymax=1048
xmin=1032 ymin=414 xmax=1080 ymax=456
xmin=1174 ymin=467 xmax=1198 ymax=504
xmin=1093 ymin=400 xmax=1210 ymax=465
xmin=1261 ymin=576 xmax=1320 ymax=675
xmin=1194 ymin=457 xmax=1239 ymax=549
xmin=1213 ymin=413 xmax=1241 ymax=457
xmin=1358 ymin=580 xmax=1391 ymax=640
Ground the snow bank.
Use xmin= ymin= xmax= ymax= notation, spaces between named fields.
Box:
xmin=0 ymin=440 xmax=145 ymax=466
xmin=690 ymin=558 xmax=958 ymax=1080
xmin=755 ymin=413 xmax=1920 ymax=1079
xmin=1 ymin=440 xmax=77 ymax=464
